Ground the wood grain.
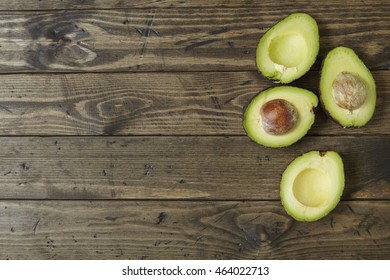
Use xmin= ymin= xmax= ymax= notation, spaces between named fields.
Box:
xmin=0 ymin=0 xmax=386 ymax=10
xmin=0 ymin=0 xmax=388 ymax=261
xmin=0 ymin=200 xmax=388 ymax=260
xmin=0 ymin=71 xmax=387 ymax=136
xmin=0 ymin=136 xmax=387 ymax=200
xmin=0 ymin=7 xmax=388 ymax=72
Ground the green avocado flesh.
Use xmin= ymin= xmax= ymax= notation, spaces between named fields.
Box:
xmin=320 ymin=47 xmax=376 ymax=127
xmin=243 ymin=86 xmax=318 ymax=148
xmin=256 ymin=13 xmax=319 ymax=84
xmin=280 ymin=151 xmax=345 ymax=222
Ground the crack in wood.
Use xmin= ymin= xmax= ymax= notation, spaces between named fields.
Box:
xmin=144 ymin=164 xmax=154 ymax=176
xmin=33 ymin=218 xmax=41 ymax=234
xmin=209 ymin=26 xmax=228 ymax=35
xmin=157 ymin=212 xmax=167 ymax=225
xmin=330 ymin=216 xmax=335 ymax=229
xmin=0 ymin=104 xmax=13 ymax=114
xmin=185 ymin=39 xmax=219 ymax=52
xmin=138 ymin=10 xmax=157 ymax=56
xmin=347 ymin=204 xmax=356 ymax=214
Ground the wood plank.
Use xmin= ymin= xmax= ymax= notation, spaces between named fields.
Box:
xmin=0 ymin=136 xmax=388 ymax=200
xmin=0 ymin=200 xmax=388 ymax=259
xmin=0 ymin=7 xmax=388 ymax=72
xmin=0 ymin=0 xmax=386 ymax=10
xmin=0 ymin=71 xmax=387 ymax=136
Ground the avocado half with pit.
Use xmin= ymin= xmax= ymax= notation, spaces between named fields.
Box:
xmin=320 ymin=47 xmax=376 ymax=127
xmin=256 ymin=13 xmax=319 ymax=83
xmin=280 ymin=151 xmax=345 ymax=222
xmin=244 ymin=86 xmax=318 ymax=148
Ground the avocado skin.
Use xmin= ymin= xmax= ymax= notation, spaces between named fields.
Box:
xmin=256 ymin=13 xmax=320 ymax=84
xmin=243 ymin=86 xmax=318 ymax=148
xmin=319 ymin=46 xmax=376 ymax=128
xmin=280 ymin=151 xmax=345 ymax=222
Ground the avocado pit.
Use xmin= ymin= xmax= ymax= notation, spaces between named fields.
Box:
xmin=260 ymin=99 xmax=298 ymax=135
xmin=331 ymin=71 xmax=368 ymax=111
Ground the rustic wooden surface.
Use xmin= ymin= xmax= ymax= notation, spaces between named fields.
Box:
xmin=0 ymin=0 xmax=389 ymax=260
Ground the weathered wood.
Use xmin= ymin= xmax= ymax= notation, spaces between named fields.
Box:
xmin=0 ymin=7 xmax=388 ymax=72
xmin=0 ymin=0 xmax=386 ymax=10
xmin=0 ymin=71 xmax=387 ymax=136
xmin=0 ymin=1 xmax=387 ymax=262
xmin=0 ymin=136 xmax=387 ymax=200
xmin=0 ymin=200 xmax=388 ymax=260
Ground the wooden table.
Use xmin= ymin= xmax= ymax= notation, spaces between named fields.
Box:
xmin=0 ymin=1 xmax=388 ymax=260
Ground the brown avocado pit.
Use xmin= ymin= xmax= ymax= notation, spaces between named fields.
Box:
xmin=260 ymin=99 xmax=298 ymax=135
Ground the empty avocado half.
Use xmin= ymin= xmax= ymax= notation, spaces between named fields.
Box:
xmin=280 ymin=151 xmax=345 ymax=222
xmin=244 ymin=86 xmax=318 ymax=148
xmin=320 ymin=47 xmax=376 ymax=127
xmin=256 ymin=13 xmax=319 ymax=84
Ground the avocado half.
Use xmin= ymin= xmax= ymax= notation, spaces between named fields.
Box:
xmin=244 ymin=86 xmax=318 ymax=148
xmin=280 ymin=151 xmax=345 ymax=222
xmin=256 ymin=13 xmax=319 ymax=84
xmin=320 ymin=47 xmax=376 ymax=127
